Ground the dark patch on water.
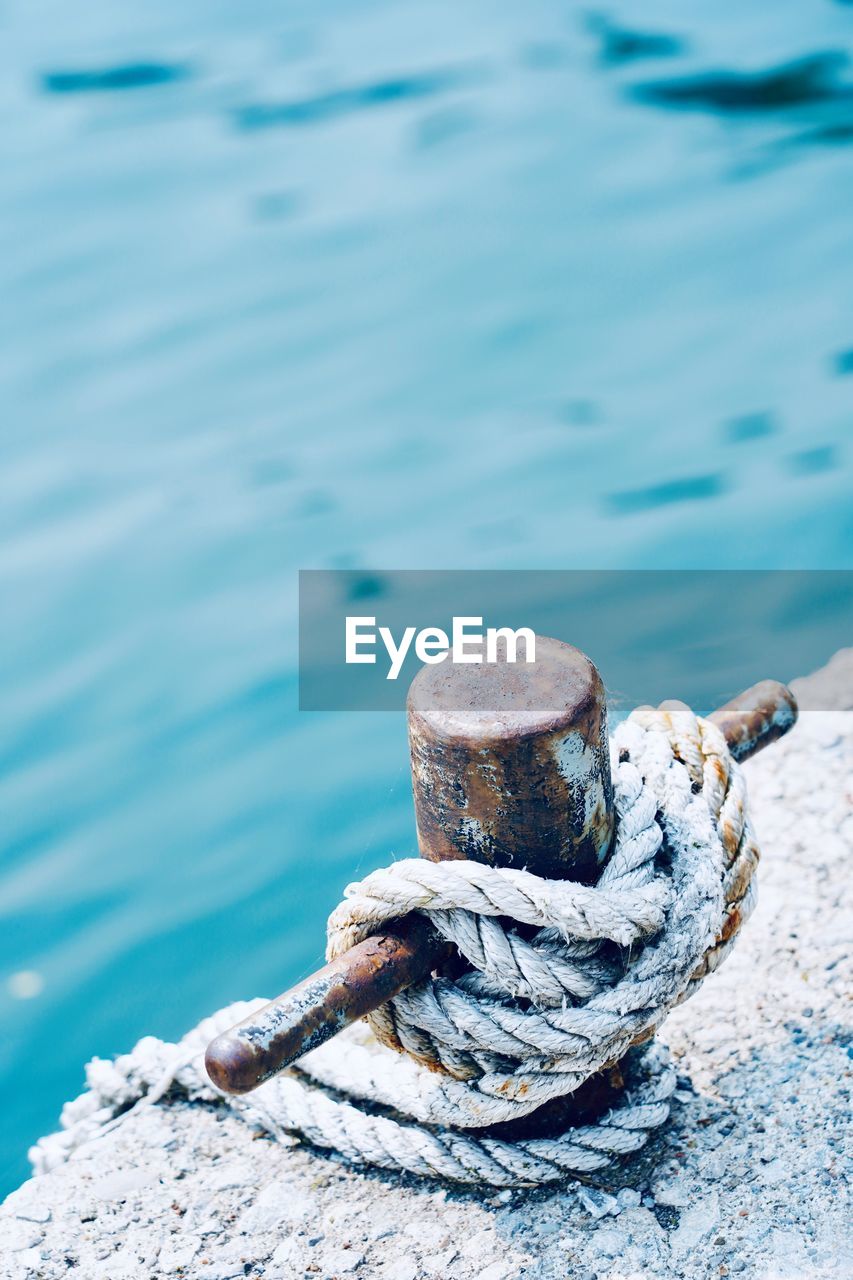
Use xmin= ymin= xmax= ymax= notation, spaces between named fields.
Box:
xmin=41 ymin=63 xmax=189 ymax=94
xmin=733 ymin=115 xmax=853 ymax=178
xmin=560 ymin=399 xmax=601 ymax=427
xmin=782 ymin=120 xmax=853 ymax=150
xmin=489 ymin=315 xmax=547 ymax=350
xmin=789 ymin=445 xmax=838 ymax=475
xmin=234 ymin=68 xmax=470 ymax=131
xmin=725 ymin=412 xmax=777 ymax=443
xmin=587 ymin=14 xmax=686 ymax=66
xmin=346 ymin=573 xmax=387 ymax=603
xmin=251 ymin=457 xmax=293 ymax=486
xmin=632 ymin=51 xmax=850 ymax=114
xmin=412 ymin=106 xmax=476 ymax=150
xmin=4 ymin=818 xmax=68 ymax=866
xmin=294 ymin=489 xmax=336 ymax=517
xmin=254 ymin=192 xmax=301 ymax=221
xmin=833 ymin=348 xmax=853 ymax=374
xmin=605 ymin=473 xmax=725 ymax=514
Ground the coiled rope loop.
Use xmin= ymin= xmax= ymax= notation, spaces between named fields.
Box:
xmin=33 ymin=707 xmax=759 ymax=1187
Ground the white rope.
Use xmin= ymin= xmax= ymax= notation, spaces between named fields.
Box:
xmin=31 ymin=708 xmax=759 ymax=1187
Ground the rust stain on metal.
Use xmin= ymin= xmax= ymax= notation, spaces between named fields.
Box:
xmin=709 ymin=679 xmax=798 ymax=762
xmin=205 ymin=916 xmax=442 ymax=1094
xmin=407 ymin=637 xmax=614 ymax=883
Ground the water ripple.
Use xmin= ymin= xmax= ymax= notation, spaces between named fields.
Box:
xmin=41 ymin=63 xmax=189 ymax=94
xmin=632 ymin=52 xmax=850 ymax=114
xmin=234 ymin=68 xmax=473 ymax=131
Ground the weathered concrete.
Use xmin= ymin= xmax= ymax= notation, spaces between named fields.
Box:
xmin=3 ymin=653 xmax=852 ymax=1280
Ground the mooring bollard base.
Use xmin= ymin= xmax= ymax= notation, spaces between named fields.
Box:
xmin=480 ymin=1063 xmax=628 ymax=1142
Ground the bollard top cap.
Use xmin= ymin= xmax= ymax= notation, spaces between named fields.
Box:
xmin=407 ymin=635 xmax=605 ymax=743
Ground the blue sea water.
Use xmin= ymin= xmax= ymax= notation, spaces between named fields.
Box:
xmin=2 ymin=0 xmax=853 ymax=1192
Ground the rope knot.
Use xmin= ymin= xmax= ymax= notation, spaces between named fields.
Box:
xmin=327 ymin=711 xmax=759 ymax=1124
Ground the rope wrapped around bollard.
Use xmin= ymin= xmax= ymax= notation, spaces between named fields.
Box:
xmin=37 ymin=704 xmax=763 ymax=1187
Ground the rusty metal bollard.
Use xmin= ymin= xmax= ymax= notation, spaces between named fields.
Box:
xmin=205 ymin=638 xmax=797 ymax=1136
xmin=408 ymin=636 xmax=613 ymax=880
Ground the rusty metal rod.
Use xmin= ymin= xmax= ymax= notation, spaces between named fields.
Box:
xmin=205 ymin=917 xmax=440 ymax=1094
xmin=205 ymin=677 xmax=797 ymax=1096
xmin=708 ymin=679 xmax=798 ymax=762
